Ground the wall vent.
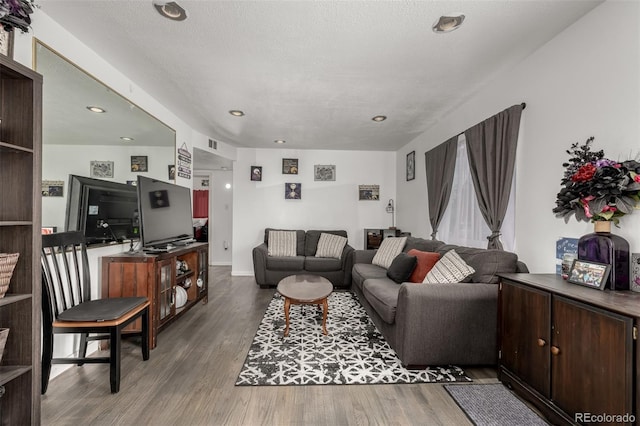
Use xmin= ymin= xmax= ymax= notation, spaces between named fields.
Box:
xmin=208 ymin=139 xmax=218 ymax=150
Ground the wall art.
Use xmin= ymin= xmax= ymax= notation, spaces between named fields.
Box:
xmin=285 ymin=183 xmax=301 ymax=199
xmin=41 ymin=180 xmax=64 ymax=197
xmin=358 ymin=185 xmax=379 ymax=200
xmin=406 ymin=151 xmax=415 ymax=181
xmin=314 ymin=164 xmax=336 ymax=181
xmin=168 ymin=165 xmax=176 ymax=180
xmin=131 ymin=155 xmax=148 ymax=172
xmin=90 ymin=160 xmax=114 ymax=178
xmin=251 ymin=166 xmax=262 ymax=181
xmin=282 ymin=158 xmax=298 ymax=174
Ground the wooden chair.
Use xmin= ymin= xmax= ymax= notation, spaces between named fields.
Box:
xmin=41 ymin=231 xmax=150 ymax=394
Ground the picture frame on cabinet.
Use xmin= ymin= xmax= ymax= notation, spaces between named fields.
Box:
xmin=0 ymin=28 xmax=13 ymax=58
xmin=568 ymin=259 xmax=610 ymax=290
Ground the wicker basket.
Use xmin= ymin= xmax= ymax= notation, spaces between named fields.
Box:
xmin=0 ymin=328 xmax=8 ymax=363
xmin=0 ymin=253 xmax=19 ymax=299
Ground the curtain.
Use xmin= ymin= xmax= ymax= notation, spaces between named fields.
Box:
xmin=424 ymin=136 xmax=457 ymax=240
xmin=193 ymin=190 xmax=209 ymax=219
xmin=464 ymin=104 xmax=523 ymax=249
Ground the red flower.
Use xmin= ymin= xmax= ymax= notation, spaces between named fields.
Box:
xmin=571 ymin=163 xmax=596 ymax=182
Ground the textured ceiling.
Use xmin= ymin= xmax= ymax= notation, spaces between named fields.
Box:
xmin=39 ymin=1 xmax=602 ymax=152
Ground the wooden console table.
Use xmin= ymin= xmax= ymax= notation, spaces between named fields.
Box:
xmin=498 ymin=273 xmax=639 ymax=425
xmin=101 ymin=243 xmax=208 ymax=349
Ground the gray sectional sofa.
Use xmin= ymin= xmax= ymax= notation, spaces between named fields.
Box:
xmin=352 ymin=236 xmax=528 ymax=367
xmin=253 ymin=228 xmax=355 ymax=288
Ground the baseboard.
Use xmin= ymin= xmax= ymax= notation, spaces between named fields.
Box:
xmin=231 ymin=270 xmax=254 ymax=276
xmin=210 ymin=261 xmax=232 ymax=266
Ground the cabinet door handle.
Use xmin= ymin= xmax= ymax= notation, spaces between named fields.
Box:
xmin=537 ymin=338 xmax=547 ymax=347
xmin=550 ymin=346 xmax=561 ymax=356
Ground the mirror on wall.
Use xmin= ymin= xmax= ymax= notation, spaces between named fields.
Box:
xmin=35 ymin=40 xmax=176 ymax=232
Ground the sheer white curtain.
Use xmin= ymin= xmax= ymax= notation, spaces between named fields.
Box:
xmin=437 ymin=135 xmax=516 ymax=252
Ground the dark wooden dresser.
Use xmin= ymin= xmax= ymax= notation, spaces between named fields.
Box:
xmin=498 ymin=273 xmax=639 ymax=426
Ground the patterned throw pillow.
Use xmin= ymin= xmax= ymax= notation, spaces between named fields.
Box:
xmin=315 ymin=232 xmax=348 ymax=259
xmin=267 ymin=230 xmax=297 ymax=257
xmin=423 ymin=249 xmax=475 ymax=283
xmin=372 ymin=237 xmax=407 ymax=269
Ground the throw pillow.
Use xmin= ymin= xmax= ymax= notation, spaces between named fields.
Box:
xmin=267 ymin=230 xmax=297 ymax=257
xmin=407 ymin=249 xmax=440 ymax=283
xmin=315 ymin=232 xmax=348 ymax=259
xmin=386 ymin=253 xmax=417 ymax=284
xmin=423 ymin=249 xmax=475 ymax=283
xmin=372 ymin=236 xmax=407 ymax=269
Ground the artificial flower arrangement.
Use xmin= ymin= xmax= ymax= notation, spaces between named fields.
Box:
xmin=553 ymin=137 xmax=640 ymax=226
xmin=0 ymin=0 xmax=35 ymax=33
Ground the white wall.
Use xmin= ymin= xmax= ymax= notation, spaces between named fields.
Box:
xmin=211 ymin=170 xmax=233 ymax=265
xmin=396 ymin=1 xmax=640 ymax=273
xmin=232 ymin=148 xmax=396 ymax=275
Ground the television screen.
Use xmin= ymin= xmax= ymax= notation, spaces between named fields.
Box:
xmin=65 ymin=175 xmax=139 ymax=244
xmin=137 ymin=176 xmax=194 ymax=249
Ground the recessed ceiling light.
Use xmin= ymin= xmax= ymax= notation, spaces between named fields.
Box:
xmin=86 ymin=106 xmax=106 ymax=113
xmin=153 ymin=1 xmax=187 ymax=21
xmin=432 ymin=14 xmax=465 ymax=33
xmin=372 ymin=115 xmax=387 ymax=122
xmin=274 ymin=140 xmax=286 ymax=144
xmin=229 ymin=110 xmax=245 ymax=117
xmin=120 ymin=137 xmax=134 ymax=141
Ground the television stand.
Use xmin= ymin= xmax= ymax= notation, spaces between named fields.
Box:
xmin=101 ymin=242 xmax=209 ymax=349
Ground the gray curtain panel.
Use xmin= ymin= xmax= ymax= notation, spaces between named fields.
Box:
xmin=464 ymin=104 xmax=523 ymax=250
xmin=425 ymin=136 xmax=457 ymax=240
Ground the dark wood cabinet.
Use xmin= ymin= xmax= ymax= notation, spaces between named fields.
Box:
xmin=101 ymin=243 xmax=208 ymax=349
xmin=0 ymin=55 xmax=42 ymax=425
xmin=499 ymin=274 xmax=637 ymax=425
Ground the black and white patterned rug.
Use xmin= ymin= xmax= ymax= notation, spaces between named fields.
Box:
xmin=235 ymin=291 xmax=471 ymax=386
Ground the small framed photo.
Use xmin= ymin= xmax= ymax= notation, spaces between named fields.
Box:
xmin=0 ymin=28 xmax=14 ymax=59
xmin=282 ymin=158 xmax=298 ymax=174
xmin=251 ymin=166 xmax=262 ymax=181
xmin=131 ymin=155 xmax=148 ymax=172
xmin=568 ymin=259 xmax=610 ymax=290
xmin=358 ymin=185 xmax=379 ymax=200
xmin=41 ymin=180 xmax=64 ymax=197
xmin=406 ymin=151 xmax=415 ymax=181
xmin=90 ymin=160 xmax=114 ymax=178
xmin=285 ymin=183 xmax=301 ymax=199
xmin=314 ymin=164 xmax=336 ymax=181
xmin=168 ymin=165 xmax=176 ymax=180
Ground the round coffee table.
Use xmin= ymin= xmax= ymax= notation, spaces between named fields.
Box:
xmin=276 ymin=274 xmax=333 ymax=337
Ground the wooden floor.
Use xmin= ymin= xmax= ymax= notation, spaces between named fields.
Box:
xmin=41 ymin=266 xmax=499 ymax=426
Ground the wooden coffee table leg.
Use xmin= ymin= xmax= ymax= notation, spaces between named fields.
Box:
xmin=321 ymin=297 xmax=328 ymax=335
xmin=283 ymin=297 xmax=291 ymax=337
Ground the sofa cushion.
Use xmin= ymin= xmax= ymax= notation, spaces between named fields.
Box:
xmin=423 ymin=249 xmax=475 ymax=284
xmin=436 ymin=244 xmax=519 ymax=283
xmin=386 ymin=253 xmax=417 ymax=284
xmin=372 ymin=236 xmax=407 ymax=269
xmin=315 ymin=232 xmax=348 ymax=259
xmin=407 ymin=249 xmax=440 ymax=283
xmin=362 ymin=278 xmax=400 ymax=324
xmin=266 ymin=255 xmax=305 ymax=271
xmin=403 ymin=236 xmax=445 ymax=253
xmin=305 ymin=256 xmax=342 ymax=272
xmin=267 ymin=230 xmax=297 ymax=257
xmin=265 ymin=228 xmax=305 ymax=256
xmin=305 ymin=230 xmax=348 ymax=256
xmin=352 ymin=263 xmax=387 ymax=292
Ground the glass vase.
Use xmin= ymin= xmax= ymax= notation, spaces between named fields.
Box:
xmin=577 ymin=221 xmax=630 ymax=291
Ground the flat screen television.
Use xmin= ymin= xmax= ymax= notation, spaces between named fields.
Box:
xmin=137 ymin=175 xmax=194 ymax=250
xmin=65 ymin=175 xmax=139 ymax=244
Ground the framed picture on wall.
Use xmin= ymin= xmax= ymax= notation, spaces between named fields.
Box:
xmin=282 ymin=158 xmax=298 ymax=174
xmin=90 ymin=160 xmax=114 ymax=178
xmin=131 ymin=155 xmax=148 ymax=172
xmin=358 ymin=185 xmax=379 ymax=200
xmin=168 ymin=165 xmax=176 ymax=180
xmin=41 ymin=180 xmax=64 ymax=197
xmin=285 ymin=183 xmax=301 ymax=199
xmin=406 ymin=151 xmax=415 ymax=181
xmin=251 ymin=166 xmax=262 ymax=181
xmin=314 ymin=165 xmax=336 ymax=181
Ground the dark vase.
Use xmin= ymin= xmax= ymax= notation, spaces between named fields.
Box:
xmin=577 ymin=221 xmax=630 ymax=291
